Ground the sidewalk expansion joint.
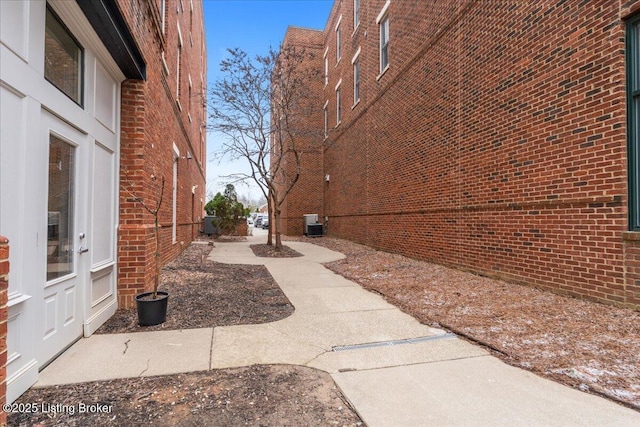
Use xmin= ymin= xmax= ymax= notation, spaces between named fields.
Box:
xmin=331 ymin=333 xmax=456 ymax=352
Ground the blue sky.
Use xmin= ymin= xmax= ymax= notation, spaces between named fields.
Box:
xmin=203 ymin=0 xmax=334 ymax=202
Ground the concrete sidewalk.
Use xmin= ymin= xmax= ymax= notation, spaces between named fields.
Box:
xmin=37 ymin=232 xmax=640 ymax=426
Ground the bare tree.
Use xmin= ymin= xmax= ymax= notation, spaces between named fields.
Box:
xmin=208 ymin=47 xmax=320 ymax=249
xmin=122 ymin=172 xmax=165 ymax=298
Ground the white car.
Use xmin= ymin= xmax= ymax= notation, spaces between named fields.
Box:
xmin=254 ymin=214 xmax=267 ymax=227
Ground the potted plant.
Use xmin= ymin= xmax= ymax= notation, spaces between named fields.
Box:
xmin=127 ymin=174 xmax=169 ymax=326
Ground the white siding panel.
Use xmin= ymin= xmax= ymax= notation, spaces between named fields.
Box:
xmin=0 ymin=0 xmax=29 ymax=60
xmin=94 ymin=60 xmax=116 ymax=132
xmin=91 ymin=142 xmax=115 ymax=265
xmin=0 ymin=84 xmax=27 ymax=297
xmin=91 ymin=268 xmax=113 ymax=308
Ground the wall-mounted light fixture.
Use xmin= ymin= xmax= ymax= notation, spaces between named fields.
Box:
xmin=325 ymin=174 xmax=330 ymax=182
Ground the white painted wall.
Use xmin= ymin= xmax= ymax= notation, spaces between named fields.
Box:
xmin=0 ymin=0 xmax=125 ymax=403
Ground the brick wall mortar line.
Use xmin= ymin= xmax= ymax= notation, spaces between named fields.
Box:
xmin=324 ymin=194 xmax=624 ymax=218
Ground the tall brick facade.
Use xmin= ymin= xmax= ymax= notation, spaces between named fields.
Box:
xmin=277 ymin=27 xmax=325 ymax=236
xmin=282 ymin=1 xmax=640 ymax=309
xmin=117 ymin=0 xmax=207 ymax=307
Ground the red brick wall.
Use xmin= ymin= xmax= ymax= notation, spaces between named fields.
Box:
xmin=117 ymin=0 xmax=207 ymax=307
xmin=277 ymin=27 xmax=325 ymax=236
xmin=0 ymin=236 xmax=8 ymax=425
xmin=294 ymin=0 xmax=640 ymax=309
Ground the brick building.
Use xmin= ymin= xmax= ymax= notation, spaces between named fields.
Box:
xmin=0 ymin=0 xmax=206 ymax=404
xmin=275 ymin=27 xmax=325 ymax=236
xmin=281 ymin=0 xmax=640 ymax=310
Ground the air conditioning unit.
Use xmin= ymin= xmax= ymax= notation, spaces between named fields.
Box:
xmin=204 ymin=215 xmax=220 ymax=235
xmin=307 ymin=223 xmax=323 ymax=237
xmin=303 ymin=214 xmax=319 ymax=235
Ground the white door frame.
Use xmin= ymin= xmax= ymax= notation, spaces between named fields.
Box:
xmin=39 ymin=110 xmax=87 ymax=368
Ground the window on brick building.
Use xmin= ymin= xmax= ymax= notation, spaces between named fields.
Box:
xmin=189 ymin=1 xmax=194 ymax=46
xmin=336 ymin=19 xmax=342 ymax=63
xmin=160 ymin=0 xmax=166 ymax=34
xmin=173 ymin=145 xmax=179 ymax=243
xmin=354 ymin=0 xmax=360 ymax=29
xmin=324 ymin=48 xmax=329 ymax=86
xmin=353 ymin=61 xmax=360 ymax=104
xmin=188 ymin=74 xmax=192 ymax=121
xmin=628 ymin=13 xmax=640 ymax=230
xmin=45 ymin=6 xmax=83 ymax=106
xmin=336 ymin=80 xmax=342 ymax=125
xmin=377 ymin=1 xmax=390 ymax=74
xmin=352 ymin=47 xmax=361 ymax=105
xmin=177 ymin=23 xmax=183 ymax=106
xmin=323 ymin=101 xmax=329 ymax=139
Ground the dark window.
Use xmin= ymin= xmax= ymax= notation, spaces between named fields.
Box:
xmin=628 ymin=14 xmax=640 ymax=230
xmin=336 ymin=87 xmax=341 ymax=124
xmin=324 ymin=105 xmax=328 ymax=138
xmin=380 ymin=16 xmax=389 ymax=72
xmin=336 ymin=24 xmax=341 ymax=62
xmin=45 ymin=6 xmax=83 ymax=106
xmin=353 ymin=60 xmax=360 ymax=103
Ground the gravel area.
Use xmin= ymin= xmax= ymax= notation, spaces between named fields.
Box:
xmin=286 ymin=235 xmax=640 ymax=411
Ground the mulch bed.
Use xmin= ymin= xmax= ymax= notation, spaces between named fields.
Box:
xmin=96 ymin=243 xmax=294 ymax=334
xmin=8 ymin=242 xmax=363 ymax=427
xmin=250 ymin=244 xmax=303 ymax=258
xmin=286 ymin=235 xmax=640 ymax=411
xmin=8 ymin=365 xmax=361 ymax=427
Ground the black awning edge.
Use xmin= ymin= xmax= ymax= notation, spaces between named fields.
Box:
xmin=76 ymin=0 xmax=146 ymax=80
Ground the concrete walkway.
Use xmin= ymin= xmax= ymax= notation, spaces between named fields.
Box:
xmin=37 ymin=232 xmax=640 ymax=426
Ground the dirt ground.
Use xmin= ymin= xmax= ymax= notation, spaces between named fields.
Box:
xmin=250 ymin=244 xmax=303 ymax=258
xmin=8 ymin=241 xmax=362 ymax=427
xmin=8 ymin=365 xmax=361 ymax=427
xmin=286 ymin=235 xmax=640 ymax=411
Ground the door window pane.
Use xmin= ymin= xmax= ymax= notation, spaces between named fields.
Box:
xmin=45 ymin=6 xmax=83 ymax=105
xmin=47 ymin=135 xmax=75 ymax=281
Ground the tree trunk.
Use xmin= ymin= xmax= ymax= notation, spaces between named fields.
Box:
xmin=274 ymin=206 xmax=282 ymax=250
xmin=266 ymin=190 xmax=273 ymax=246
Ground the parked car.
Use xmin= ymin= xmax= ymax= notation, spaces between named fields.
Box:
xmin=261 ymin=217 xmax=269 ymax=229
xmin=247 ymin=217 xmax=254 ymax=226
xmin=254 ymin=214 xmax=267 ymax=227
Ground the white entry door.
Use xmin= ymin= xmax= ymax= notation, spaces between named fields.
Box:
xmin=39 ymin=115 xmax=88 ymax=368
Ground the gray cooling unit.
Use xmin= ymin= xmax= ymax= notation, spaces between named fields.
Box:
xmin=303 ymin=214 xmax=319 ymax=235
xmin=307 ymin=223 xmax=323 ymax=237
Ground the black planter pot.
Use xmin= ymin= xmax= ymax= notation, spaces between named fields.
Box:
xmin=135 ymin=291 xmax=169 ymax=326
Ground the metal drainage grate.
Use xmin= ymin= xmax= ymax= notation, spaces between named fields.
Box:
xmin=332 ymin=333 xmax=456 ymax=352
